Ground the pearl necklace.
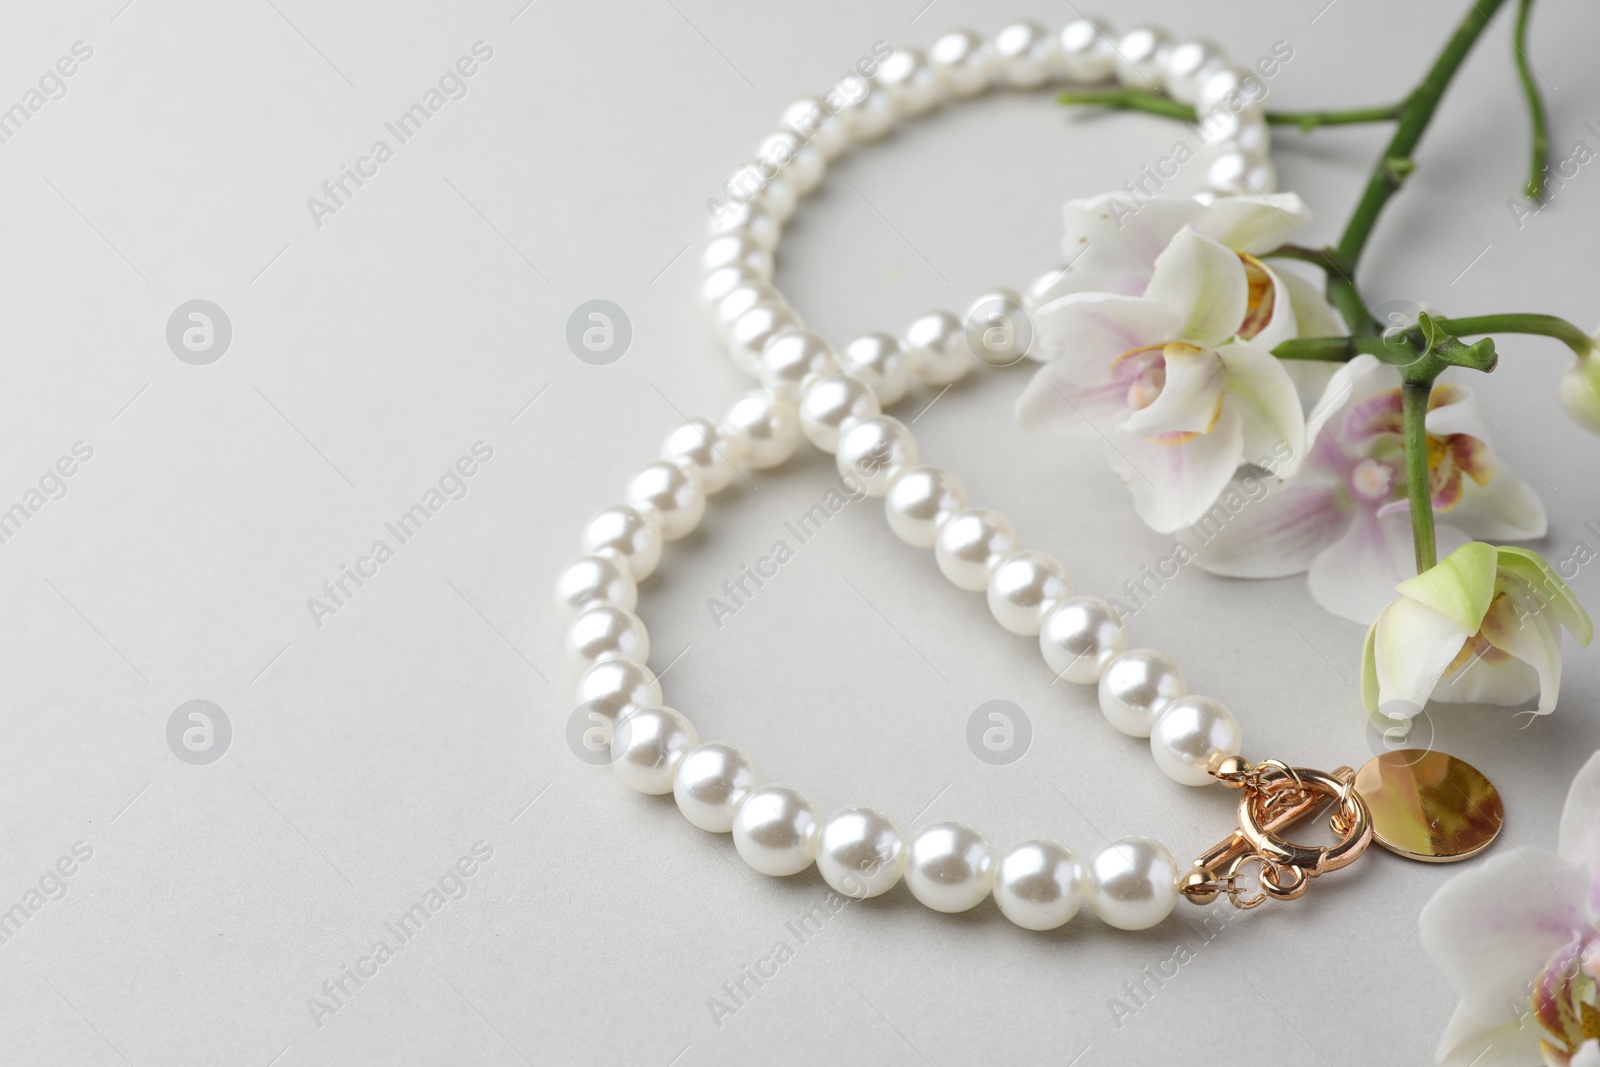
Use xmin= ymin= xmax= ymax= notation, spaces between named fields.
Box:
xmin=560 ymin=18 xmax=1501 ymax=934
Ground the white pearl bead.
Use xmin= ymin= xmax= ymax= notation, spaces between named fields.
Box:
xmin=928 ymin=30 xmax=992 ymax=99
xmin=842 ymin=87 xmax=895 ymax=141
xmin=1196 ymin=66 xmax=1267 ymax=116
xmin=994 ymin=839 xmax=1086 ymax=930
xmin=759 ymin=330 xmax=837 ymax=401
xmin=575 ymin=658 xmax=662 ymax=721
xmin=935 ymin=507 xmax=1018 ymax=591
xmin=1114 ymin=26 xmax=1170 ymax=90
xmin=701 ymin=265 xmax=761 ymax=308
xmin=757 ymin=132 xmax=824 ymax=196
xmin=728 ymin=304 xmax=801 ymax=375
xmin=1150 ymin=695 xmax=1242 ymax=786
xmin=625 ymin=461 xmax=706 ymax=541
xmin=732 ymin=785 xmax=819 ymax=876
xmin=884 ymin=466 xmax=967 ymax=548
xmin=1206 ymin=151 xmax=1276 ymax=196
xmin=1162 ymin=38 xmax=1224 ymax=105
xmin=580 ymin=505 xmax=663 ymax=581
xmin=840 ymin=332 xmax=912 ymax=405
xmin=965 ymin=287 xmax=1031 ymax=366
xmin=1039 ymin=597 xmax=1127 ymax=684
xmin=1197 ymin=108 xmax=1270 ymax=159
xmin=724 ymin=389 xmax=801 ymax=469
xmin=702 ymin=233 xmax=772 ymax=281
xmin=565 ymin=603 xmax=649 ymax=668
xmin=1087 ymin=836 xmax=1180 ymax=931
xmin=612 ymin=706 xmax=699 ymax=794
xmin=878 ymin=47 xmax=941 ymax=117
xmin=836 ymin=415 xmax=917 ymax=497
xmin=782 ymin=97 xmax=848 ymax=162
xmin=714 ymin=282 xmax=786 ymax=342
xmin=708 ymin=198 xmax=780 ymax=252
xmin=816 ymin=807 xmax=906 ymax=899
xmin=993 ymin=21 xmax=1057 ymax=89
xmin=1058 ymin=18 xmax=1117 ymax=84
xmin=1098 ymin=649 xmax=1187 ymax=737
xmin=555 ymin=554 xmax=638 ymax=617
xmin=753 ymin=174 xmax=797 ymax=222
xmin=674 ymin=742 xmax=760 ymax=833
xmin=902 ymin=310 xmax=975 ymax=385
xmin=986 ymin=551 xmax=1073 ymax=636
xmin=799 ymin=373 xmax=879 ymax=453
xmin=662 ymin=417 xmax=748 ymax=496
xmin=906 ymin=821 xmax=996 ymax=913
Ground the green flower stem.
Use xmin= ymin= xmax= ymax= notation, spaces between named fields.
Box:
xmin=1402 ymin=379 xmax=1438 ymax=572
xmin=1055 ymin=91 xmax=1402 ymax=130
xmin=1056 ymin=90 xmax=1194 ymax=119
xmin=1514 ymin=0 xmax=1550 ymax=199
xmin=1270 ymin=104 xmax=1405 ymax=130
xmin=1428 ymin=313 xmax=1591 ymax=355
xmin=1334 ymin=0 xmax=1512 ymax=281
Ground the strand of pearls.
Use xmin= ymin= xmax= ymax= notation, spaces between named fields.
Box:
xmin=558 ymin=18 xmax=1263 ymax=934
xmin=702 ymin=18 xmax=1277 ymax=379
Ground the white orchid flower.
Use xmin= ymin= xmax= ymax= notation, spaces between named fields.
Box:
xmin=1421 ymin=749 xmax=1600 ymax=1066
xmin=1360 ymin=541 xmax=1592 ymax=719
xmin=1192 ymin=354 xmax=1549 ymax=624
xmin=1031 ymin=191 xmax=1343 ymax=362
xmin=1016 ymin=227 xmax=1307 ymax=533
xmin=1560 ymin=345 xmax=1600 ymax=437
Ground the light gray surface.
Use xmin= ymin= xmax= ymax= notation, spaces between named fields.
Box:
xmin=3 ymin=1 xmax=1597 ymax=1064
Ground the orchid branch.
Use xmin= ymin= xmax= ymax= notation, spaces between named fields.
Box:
xmin=1513 ymin=0 xmax=1550 ymax=200
xmin=1334 ymin=0 xmax=1511 ymax=286
xmin=1055 ymin=90 xmax=1402 ymax=130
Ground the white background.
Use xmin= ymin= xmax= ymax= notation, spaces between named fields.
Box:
xmin=2 ymin=1 xmax=1597 ymax=1064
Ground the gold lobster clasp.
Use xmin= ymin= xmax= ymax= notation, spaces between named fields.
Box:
xmin=1182 ymin=758 xmax=1373 ymax=910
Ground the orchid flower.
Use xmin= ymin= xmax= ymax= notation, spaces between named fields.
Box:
xmin=1016 ymin=227 xmax=1308 ymax=533
xmin=1192 ymin=354 xmax=1549 ymax=624
xmin=1360 ymin=541 xmax=1592 ymax=719
xmin=1032 ymin=191 xmax=1344 ymax=411
xmin=1561 ymin=344 xmax=1600 ymax=437
xmin=1032 ymin=192 xmax=1342 ymax=341
xmin=1421 ymin=749 xmax=1600 ymax=1066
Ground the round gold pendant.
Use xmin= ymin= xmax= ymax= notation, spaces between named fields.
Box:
xmin=1353 ymin=750 xmax=1503 ymax=862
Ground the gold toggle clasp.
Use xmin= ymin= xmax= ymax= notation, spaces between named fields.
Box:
xmin=1182 ymin=757 xmax=1373 ymax=910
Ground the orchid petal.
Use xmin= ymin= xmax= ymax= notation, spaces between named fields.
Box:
xmin=1395 ymin=541 xmax=1498 ymax=635
xmin=1557 ymin=751 xmax=1600 ymax=905
xmin=1449 ymin=467 xmax=1549 ymax=541
xmin=1047 ymin=194 xmax=1205 ymax=302
xmin=1119 ymin=344 xmax=1226 ymax=438
xmin=1190 ymin=471 xmax=1349 ymax=578
xmin=1419 ymin=845 xmax=1591 ymax=1021
xmin=1193 ymin=192 xmax=1314 ymax=254
xmin=1273 ymin=260 xmax=1347 ymax=339
xmin=1425 ymin=382 xmax=1493 ymax=440
xmin=1303 ymin=354 xmax=1380 ymax=454
xmin=1435 ymin=1001 xmax=1544 ymax=1067
xmin=1104 ymin=406 xmax=1245 ymax=534
xmin=1496 ymin=547 xmax=1594 ymax=646
xmin=1031 ymin=293 xmax=1184 ymax=382
xmin=1478 ymin=573 xmax=1566 ymax=715
xmin=1015 ymin=361 xmax=1134 ymax=440
xmin=1242 ymin=261 xmax=1300 ymax=352
xmin=1371 ymin=595 xmax=1472 ymax=713
xmin=1432 ymin=648 xmax=1540 ymax=708
xmin=1217 ymin=341 xmax=1307 ymax=476
xmin=1308 ymin=507 xmax=1469 ymax=625
xmin=1144 ymin=228 xmax=1249 ymax=348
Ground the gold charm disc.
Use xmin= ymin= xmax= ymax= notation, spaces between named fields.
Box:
xmin=1353 ymin=750 xmax=1503 ymax=862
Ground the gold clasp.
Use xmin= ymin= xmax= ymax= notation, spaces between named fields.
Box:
xmin=1182 ymin=758 xmax=1373 ymax=910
